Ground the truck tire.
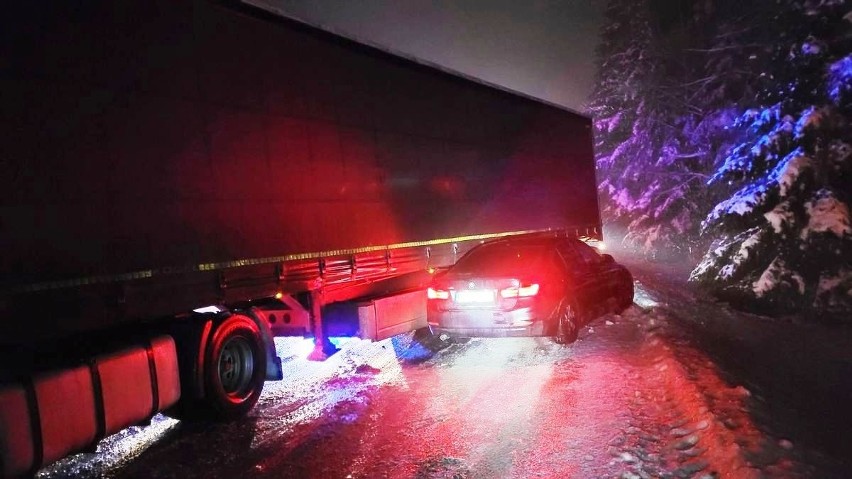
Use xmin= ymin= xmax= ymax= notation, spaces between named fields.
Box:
xmin=203 ymin=315 xmax=266 ymax=419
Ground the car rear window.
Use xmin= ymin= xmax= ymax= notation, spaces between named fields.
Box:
xmin=571 ymin=240 xmax=602 ymax=264
xmin=452 ymin=242 xmax=550 ymax=276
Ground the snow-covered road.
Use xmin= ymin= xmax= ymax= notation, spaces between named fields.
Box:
xmin=38 ymin=267 xmax=851 ymax=478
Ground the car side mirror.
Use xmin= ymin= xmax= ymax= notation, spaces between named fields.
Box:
xmin=600 ymin=254 xmax=615 ymax=264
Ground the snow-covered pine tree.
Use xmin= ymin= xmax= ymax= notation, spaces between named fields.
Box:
xmin=589 ymin=0 xmax=658 ymax=253
xmin=691 ymin=0 xmax=852 ymax=319
xmin=589 ymin=0 xmax=719 ymax=259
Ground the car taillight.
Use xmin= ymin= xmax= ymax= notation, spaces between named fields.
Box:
xmin=500 ymin=283 xmax=540 ymax=298
xmin=427 ymin=287 xmax=450 ymax=300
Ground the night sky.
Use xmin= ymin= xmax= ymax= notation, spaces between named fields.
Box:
xmin=245 ymin=0 xmax=606 ymax=112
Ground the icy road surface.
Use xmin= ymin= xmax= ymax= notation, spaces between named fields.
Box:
xmin=38 ymin=268 xmax=851 ymax=478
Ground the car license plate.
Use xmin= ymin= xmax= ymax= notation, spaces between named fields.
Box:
xmin=455 ymin=289 xmax=494 ymax=304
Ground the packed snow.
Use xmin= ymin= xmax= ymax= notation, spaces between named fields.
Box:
xmin=800 ymin=189 xmax=852 ymax=239
xmin=764 ymin=202 xmax=795 ymax=234
xmin=827 ymin=55 xmax=852 ymax=103
xmin=752 ymin=257 xmax=805 ymax=298
xmin=774 ymin=149 xmax=811 ymax=197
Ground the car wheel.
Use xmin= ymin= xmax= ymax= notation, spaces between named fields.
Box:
xmin=552 ymin=301 xmax=579 ymax=345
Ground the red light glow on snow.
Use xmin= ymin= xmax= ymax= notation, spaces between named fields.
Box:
xmin=254 ymin=296 xmax=771 ymax=478
xmin=39 ymin=300 xmax=780 ymax=477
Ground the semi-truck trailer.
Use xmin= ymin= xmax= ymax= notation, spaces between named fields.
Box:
xmin=0 ymin=1 xmax=601 ymax=476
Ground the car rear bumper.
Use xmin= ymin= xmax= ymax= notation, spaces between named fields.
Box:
xmin=429 ymin=324 xmax=547 ymax=338
xmin=427 ymin=307 xmax=548 ymax=338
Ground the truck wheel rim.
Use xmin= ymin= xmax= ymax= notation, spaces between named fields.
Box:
xmin=218 ymin=336 xmax=255 ymax=398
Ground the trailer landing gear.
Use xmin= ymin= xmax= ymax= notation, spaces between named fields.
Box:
xmin=307 ymin=290 xmax=339 ymax=361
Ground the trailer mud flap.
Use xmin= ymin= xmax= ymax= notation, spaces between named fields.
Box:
xmin=357 ymin=290 xmax=427 ymax=341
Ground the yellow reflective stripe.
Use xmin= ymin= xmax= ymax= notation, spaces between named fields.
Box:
xmin=192 ymin=228 xmax=549 ymax=271
xmin=8 ymin=226 xmax=599 ymax=294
